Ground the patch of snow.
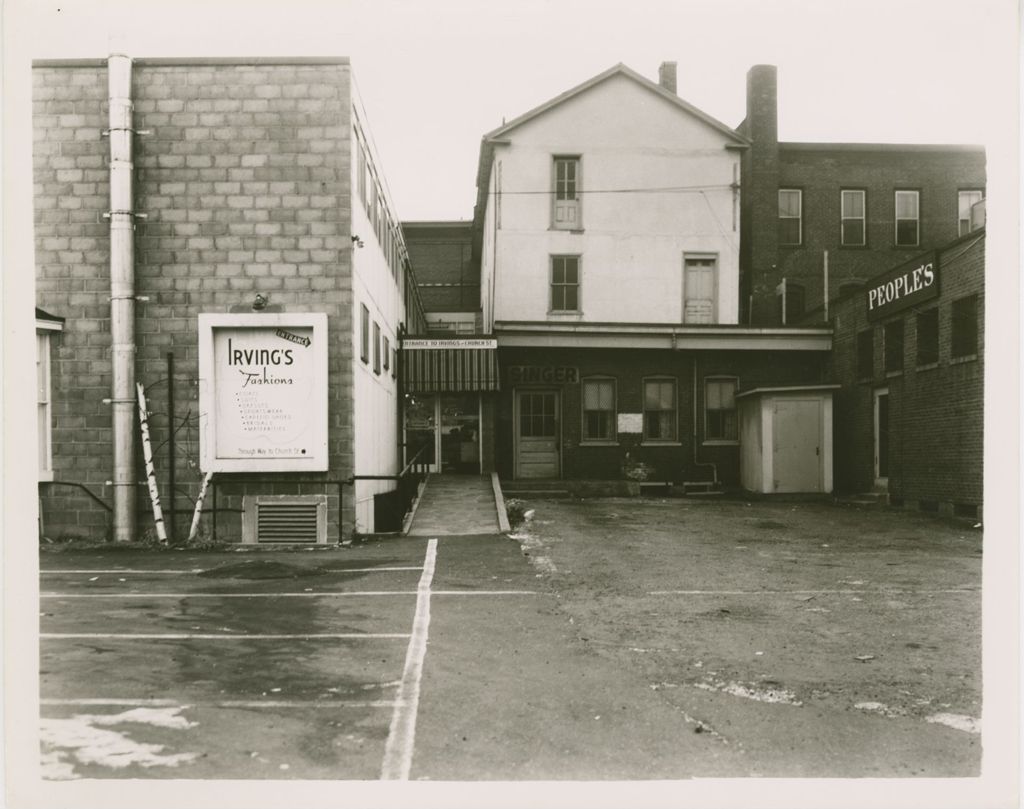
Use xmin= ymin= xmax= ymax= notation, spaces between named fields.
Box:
xmin=40 ymin=708 xmax=199 ymax=777
xmin=926 ymin=713 xmax=980 ymax=734
xmin=693 ymin=679 xmax=802 ymax=706
xmin=854 ymin=701 xmax=904 ymax=718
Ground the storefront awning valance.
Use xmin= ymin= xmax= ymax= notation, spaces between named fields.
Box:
xmin=401 ymin=339 xmax=499 ymax=393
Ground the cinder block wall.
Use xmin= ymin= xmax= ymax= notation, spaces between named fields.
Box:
xmin=829 ymin=234 xmax=984 ymax=514
xmin=34 ymin=58 xmax=355 ymax=541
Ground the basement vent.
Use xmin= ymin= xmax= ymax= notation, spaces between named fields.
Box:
xmin=242 ymin=495 xmax=328 ymax=544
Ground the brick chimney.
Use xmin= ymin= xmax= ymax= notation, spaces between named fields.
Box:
xmin=746 ymin=64 xmax=778 ymax=146
xmin=741 ymin=65 xmax=781 ymax=325
xmin=658 ymin=61 xmax=677 ymax=95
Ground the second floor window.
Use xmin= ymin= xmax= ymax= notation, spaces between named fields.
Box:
xmin=778 ymin=189 xmax=802 ymax=245
xmin=360 ymin=304 xmax=370 ymax=364
xmin=841 ymin=189 xmax=866 ymax=246
xmin=951 ymin=294 xmax=979 ymax=359
xmin=373 ymin=321 xmax=381 ymax=374
xmin=895 ymin=190 xmax=920 ymax=247
xmin=958 ymin=190 xmax=984 ymax=237
xmin=553 ymin=156 xmax=581 ymax=229
xmin=550 ymin=255 xmax=580 ymax=312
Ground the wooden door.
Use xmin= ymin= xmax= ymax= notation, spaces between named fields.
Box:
xmin=515 ymin=390 xmax=560 ymax=479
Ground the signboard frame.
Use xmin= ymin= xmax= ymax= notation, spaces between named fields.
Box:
xmin=198 ymin=312 xmax=329 ymax=473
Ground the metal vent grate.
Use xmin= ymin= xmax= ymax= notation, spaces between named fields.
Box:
xmin=243 ymin=495 xmax=327 ymax=544
xmin=257 ymin=502 xmax=319 ymax=543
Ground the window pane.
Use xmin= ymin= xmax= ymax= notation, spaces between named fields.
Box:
xmin=896 ymin=191 xmax=918 ymax=218
xmin=842 ymin=219 xmax=865 ymax=245
xmin=563 ymin=257 xmax=578 ymax=284
xmin=778 ymin=218 xmax=800 ymax=245
xmin=896 ymin=219 xmax=918 ymax=246
xmin=563 ymin=286 xmax=578 ymax=311
xmin=779 ymin=190 xmax=800 ymax=217
xmin=842 ymin=190 xmax=864 ymax=217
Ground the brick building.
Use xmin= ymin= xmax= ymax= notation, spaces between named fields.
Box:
xmin=455 ymin=63 xmax=833 ymax=491
xmin=738 ymin=65 xmax=986 ymax=326
xmin=828 ymin=231 xmax=984 ymax=516
xmin=34 ymin=56 xmax=423 ymax=542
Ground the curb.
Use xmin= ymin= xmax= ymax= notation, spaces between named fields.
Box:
xmin=491 ymin=472 xmax=511 ymax=533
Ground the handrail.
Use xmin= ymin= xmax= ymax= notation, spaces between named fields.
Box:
xmin=39 ymin=480 xmax=113 ymax=512
xmin=399 ymin=443 xmax=430 ymax=478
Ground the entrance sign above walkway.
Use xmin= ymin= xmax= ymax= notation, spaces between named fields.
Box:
xmin=403 ymin=338 xmax=497 ymax=349
xmin=198 ymin=313 xmax=328 ymax=472
xmin=866 ymin=252 xmax=939 ymax=321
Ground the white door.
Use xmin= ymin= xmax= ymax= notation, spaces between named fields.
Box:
xmin=772 ymin=399 xmax=822 ymax=492
xmin=683 ymin=257 xmax=716 ymax=323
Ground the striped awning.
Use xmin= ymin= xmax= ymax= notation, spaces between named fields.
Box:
xmin=401 ymin=341 xmax=499 ymax=393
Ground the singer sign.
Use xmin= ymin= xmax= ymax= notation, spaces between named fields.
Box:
xmin=866 ymin=253 xmax=939 ymax=321
xmin=198 ymin=313 xmax=328 ymax=472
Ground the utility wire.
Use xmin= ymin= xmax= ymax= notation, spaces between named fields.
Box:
xmin=489 ymin=183 xmax=735 ymax=196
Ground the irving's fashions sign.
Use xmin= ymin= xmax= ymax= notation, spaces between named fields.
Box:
xmin=198 ymin=313 xmax=329 ymax=472
xmin=866 ymin=252 xmax=939 ymax=321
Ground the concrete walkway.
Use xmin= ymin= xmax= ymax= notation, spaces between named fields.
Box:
xmin=408 ymin=474 xmax=500 ymax=536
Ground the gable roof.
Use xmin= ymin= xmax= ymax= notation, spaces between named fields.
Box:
xmin=472 ymin=63 xmax=748 ymax=237
xmin=482 ymin=62 xmax=749 ymax=146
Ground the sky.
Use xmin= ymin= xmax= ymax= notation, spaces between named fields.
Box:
xmin=8 ymin=0 xmax=1018 ymax=221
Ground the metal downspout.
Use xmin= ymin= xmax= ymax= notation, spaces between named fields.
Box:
xmin=108 ymin=54 xmax=137 ymax=542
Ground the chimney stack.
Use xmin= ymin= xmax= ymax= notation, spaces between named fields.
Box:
xmin=658 ymin=61 xmax=677 ymax=95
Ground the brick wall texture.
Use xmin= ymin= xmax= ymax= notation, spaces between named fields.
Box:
xmin=401 ymin=222 xmax=479 ymax=314
xmin=493 ymin=347 xmax=828 ymax=485
xmin=740 ymin=66 xmax=986 ymax=326
xmin=829 ymin=233 xmax=984 ymax=514
xmin=34 ymin=59 xmax=355 ymax=541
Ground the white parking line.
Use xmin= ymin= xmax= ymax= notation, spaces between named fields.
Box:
xmin=648 ymin=588 xmax=980 ymax=595
xmin=41 ymin=633 xmax=411 ymax=640
xmin=41 ymin=698 xmax=400 ymax=709
xmin=40 ymin=590 xmax=539 ymax=598
xmin=40 ymin=567 xmax=425 ymax=575
xmin=380 ymin=538 xmax=437 ymax=781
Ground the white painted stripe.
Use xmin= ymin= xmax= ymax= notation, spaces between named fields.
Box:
xmin=40 ymin=567 xmax=424 ymax=575
xmin=648 ymin=588 xmax=980 ymax=595
xmin=41 ymin=633 xmax=410 ymax=640
xmin=380 ymin=538 xmax=437 ymax=781
xmin=41 ymin=698 xmax=399 ymax=709
xmin=40 ymin=589 xmax=539 ymax=598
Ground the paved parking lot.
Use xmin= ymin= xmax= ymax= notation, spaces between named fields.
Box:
xmin=38 ymin=497 xmax=985 ymax=782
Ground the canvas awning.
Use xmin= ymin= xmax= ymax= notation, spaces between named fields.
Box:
xmin=401 ymin=338 xmax=499 ymax=393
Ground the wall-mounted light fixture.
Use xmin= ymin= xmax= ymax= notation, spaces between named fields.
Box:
xmin=351 ymin=235 xmax=365 ymax=248
xmin=252 ymin=293 xmax=269 ymax=311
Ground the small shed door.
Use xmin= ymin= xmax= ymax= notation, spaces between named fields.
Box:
xmin=772 ymin=399 xmax=822 ymax=492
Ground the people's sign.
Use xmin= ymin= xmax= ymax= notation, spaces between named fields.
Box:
xmin=198 ymin=313 xmax=328 ymax=472
xmin=866 ymin=252 xmax=939 ymax=321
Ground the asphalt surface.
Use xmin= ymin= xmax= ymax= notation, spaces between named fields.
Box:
xmin=38 ymin=498 xmax=984 ymax=781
